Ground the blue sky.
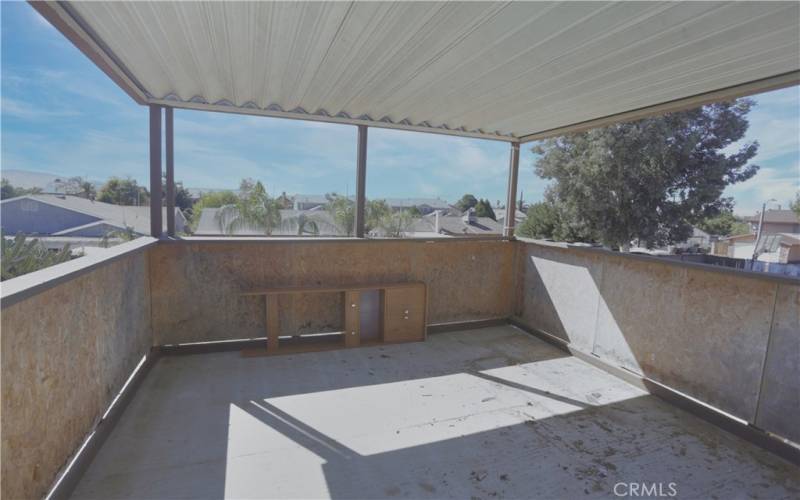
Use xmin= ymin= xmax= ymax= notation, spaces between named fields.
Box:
xmin=2 ymin=2 xmax=798 ymax=214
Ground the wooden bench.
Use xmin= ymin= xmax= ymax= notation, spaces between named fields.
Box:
xmin=241 ymin=282 xmax=427 ymax=354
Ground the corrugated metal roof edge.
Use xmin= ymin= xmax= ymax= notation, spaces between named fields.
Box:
xmin=148 ymin=97 xmax=516 ymax=142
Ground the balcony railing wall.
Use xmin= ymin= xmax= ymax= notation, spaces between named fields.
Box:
xmin=1 ymin=239 xmax=155 ymax=500
xmin=513 ymin=239 xmax=799 ymax=446
xmin=149 ymin=239 xmax=516 ymax=345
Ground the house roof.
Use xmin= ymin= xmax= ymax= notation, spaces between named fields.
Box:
xmin=494 ymin=209 xmax=526 ymax=223
xmin=1 ymin=194 xmax=185 ymax=235
xmin=383 ymin=198 xmax=450 ymax=210
xmin=777 ymin=233 xmax=800 ymax=246
xmin=34 ymin=2 xmax=799 ymax=143
xmin=743 ymin=210 xmax=800 ymax=224
xmin=293 ymin=194 xmax=353 ymax=205
xmin=291 ymin=195 xmax=450 ymax=210
xmin=410 ymin=214 xmax=503 ymax=236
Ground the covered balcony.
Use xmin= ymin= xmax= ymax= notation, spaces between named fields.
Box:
xmin=2 ymin=2 xmax=799 ymax=499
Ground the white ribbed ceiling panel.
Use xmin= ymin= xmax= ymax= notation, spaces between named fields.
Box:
xmin=46 ymin=1 xmax=800 ymax=141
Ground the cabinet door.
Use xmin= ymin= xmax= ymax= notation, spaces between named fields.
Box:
xmin=344 ymin=290 xmax=360 ymax=348
xmin=383 ymin=286 xmax=426 ymax=343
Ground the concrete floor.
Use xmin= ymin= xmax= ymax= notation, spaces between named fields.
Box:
xmin=71 ymin=326 xmax=799 ymax=499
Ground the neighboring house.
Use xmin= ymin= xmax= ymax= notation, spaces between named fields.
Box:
xmin=712 ymin=233 xmax=756 ymax=258
xmin=674 ymin=226 xmax=713 ymax=251
xmin=405 ymin=210 xmax=503 ymax=237
xmin=383 ymin=197 xmax=450 ymax=214
xmin=292 ymin=194 xmax=336 ymax=211
xmin=711 ymin=232 xmax=800 ymax=263
xmin=494 ymin=208 xmax=526 ymax=227
xmin=0 ymin=194 xmax=187 ymax=237
xmin=186 ymin=187 xmax=239 ymax=202
xmin=743 ymin=209 xmax=800 ymax=234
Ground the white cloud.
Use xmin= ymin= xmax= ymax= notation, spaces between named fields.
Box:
xmin=1 ymin=97 xmax=80 ymax=120
xmin=725 ymin=164 xmax=800 ymax=215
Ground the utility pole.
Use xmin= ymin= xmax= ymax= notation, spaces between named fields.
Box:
xmin=752 ymin=199 xmax=776 ymax=264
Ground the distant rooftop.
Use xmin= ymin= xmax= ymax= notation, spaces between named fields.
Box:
xmin=0 ymin=194 xmax=185 ymax=236
xmin=744 ymin=210 xmax=800 ymax=224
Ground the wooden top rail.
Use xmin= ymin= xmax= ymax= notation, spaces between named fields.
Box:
xmin=240 ymin=281 xmax=425 ymax=296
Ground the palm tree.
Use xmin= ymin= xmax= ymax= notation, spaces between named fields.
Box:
xmin=100 ymin=225 xmax=138 ymax=248
xmin=281 ymin=212 xmax=319 ymax=236
xmin=326 ymin=194 xmax=355 ymax=236
xmin=2 ymin=232 xmax=73 ymax=280
xmin=377 ymin=210 xmax=415 ymax=238
xmin=216 ymin=181 xmax=282 ymax=235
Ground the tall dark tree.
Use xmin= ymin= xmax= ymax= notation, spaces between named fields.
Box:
xmin=517 ymin=200 xmax=561 ymax=240
xmin=160 ymin=176 xmax=193 ymax=212
xmin=791 ymin=192 xmax=800 ymax=218
xmin=455 ymin=194 xmax=478 ymax=212
xmin=697 ymin=204 xmax=750 ymax=237
xmin=53 ymin=176 xmax=95 ymax=199
xmin=474 ymin=199 xmax=496 ymax=220
xmin=1 ymin=179 xmax=42 ymax=199
xmin=534 ymin=99 xmax=759 ymax=249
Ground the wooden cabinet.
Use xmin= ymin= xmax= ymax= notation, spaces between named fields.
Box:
xmin=383 ymin=284 xmax=426 ymax=343
xmin=344 ymin=290 xmax=360 ymax=348
xmin=243 ymin=282 xmax=426 ymax=355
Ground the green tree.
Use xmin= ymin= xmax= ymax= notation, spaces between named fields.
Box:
xmin=174 ymin=183 xmax=193 ymax=212
xmin=791 ymin=192 xmax=800 ymax=218
xmin=455 ymin=194 xmax=478 ymax=212
xmin=75 ymin=179 xmax=96 ymax=200
xmin=216 ymin=180 xmax=282 ymax=235
xmin=54 ymin=176 xmax=96 ymax=199
xmin=161 ymin=176 xmax=194 ymax=212
xmin=276 ymin=191 xmax=293 ymax=209
xmin=97 ymin=177 xmax=149 ymax=205
xmin=474 ymin=199 xmax=496 ymax=220
xmin=366 ymin=199 xmax=391 ymax=233
xmin=1 ymin=179 xmax=16 ymax=199
xmin=1 ymin=232 xmax=74 ymax=280
xmin=100 ymin=225 xmax=138 ymax=248
xmin=377 ymin=210 xmax=415 ymax=238
xmin=517 ymin=200 xmax=561 ymax=239
xmin=188 ymin=190 xmax=239 ymax=230
xmin=326 ymin=193 xmax=355 ymax=236
xmin=407 ymin=205 xmax=422 ymax=217
xmin=534 ymin=99 xmax=759 ymax=250
xmin=697 ymin=207 xmax=750 ymax=237
xmin=1 ymin=178 xmax=43 ymax=199
xmin=281 ymin=212 xmax=324 ymax=236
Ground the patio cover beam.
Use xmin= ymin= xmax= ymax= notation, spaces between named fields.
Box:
xmin=503 ymin=143 xmax=520 ymax=238
xmin=165 ymin=107 xmax=175 ymax=237
xmin=149 ymin=105 xmax=162 ymax=238
xmin=354 ymin=126 xmax=368 ymax=238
